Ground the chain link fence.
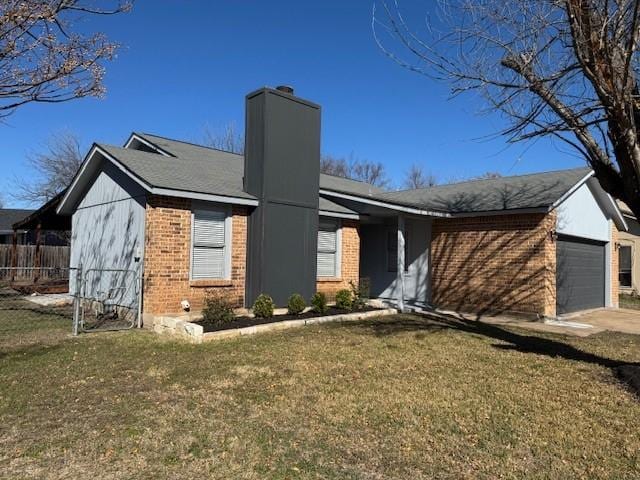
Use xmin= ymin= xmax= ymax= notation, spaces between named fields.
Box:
xmin=74 ymin=267 xmax=141 ymax=334
xmin=0 ymin=267 xmax=74 ymax=341
xmin=0 ymin=266 xmax=141 ymax=337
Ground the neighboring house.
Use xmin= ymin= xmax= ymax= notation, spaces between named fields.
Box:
xmin=11 ymin=192 xmax=71 ymax=247
xmin=57 ymin=86 xmax=627 ymax=324
xmin=616 ymin=201 xmax=640 ymax=295
xmin=0 ymin=209 xmax=33 ymax=244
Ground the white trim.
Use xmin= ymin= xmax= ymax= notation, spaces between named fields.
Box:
xmin=152 ymin=187 xmax=258 ymax=206
xmin=124 ymin=133 xmax=173 ymax=156
xmin=319 ymin=189 xmax=449 ymax=217
xmin=57 ymin=145 xmax=259 ymax=215
xmin=550 ymin=170 xmax=595 ymax=210
xmin=397 ymin=215 xmax=406 ymax=312
xmin=602 ymin=192 xmax=628 ymax=231
xmin=318 ymin=209 xmax=359 ymax=220
xmin=449 ymin=207 xmax=549 ymax=218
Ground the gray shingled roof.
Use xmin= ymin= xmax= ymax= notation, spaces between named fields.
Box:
xmin=376 ymin=168 xmax=592 ymax=213
xmin=98 ymin=144 xmax=256 ymax=200
xmin=137 ymin=133 xmax=384 ymax=199
xmin=103 ymin=133 xmax=591 ymax=215
xmin=0 ymin=209 xmax=34 ymax=232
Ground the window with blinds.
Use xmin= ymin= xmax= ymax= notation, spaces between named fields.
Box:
xmin=317 ymin=220 xmax=340 ymax=278
xmin=191 ymin=209 xmax=228 ymax=280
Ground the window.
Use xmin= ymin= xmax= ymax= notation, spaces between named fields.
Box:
xmin=387 ymin=228 xmax=409 ymax=273
xmin=191 ymin=209 xmax=230 ymax=280
xmin=619 ymin=245 xmax=632 ymax=288
xmin=317 ymin=219 xmax=340 ymax=278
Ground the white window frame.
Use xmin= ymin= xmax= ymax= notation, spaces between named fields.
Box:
xmin=317 ymin=218 xmax=342 ymax=279
xmin=189 ymin=205 xmax=232 ymax=281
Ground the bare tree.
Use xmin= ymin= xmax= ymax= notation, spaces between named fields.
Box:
xmin=15 ymin=131 xmax=84 ymax=205
xmin=374 ymin=0 xmax=640 ymax=218
xmin=321 ymin=153 xmax=391 ymax=188
xmin=0 ymin=1 xmax=131 ymax=118
xmin=403 ymin=163 xmax=438 ymax=189
xmin=202 ymin=122 xmax=244 ymax=154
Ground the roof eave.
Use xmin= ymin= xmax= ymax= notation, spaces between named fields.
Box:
xmin=319 ymin=188 xmax=450 ymax=217
xmin=57 ymin=145 xmax=259 ymax=215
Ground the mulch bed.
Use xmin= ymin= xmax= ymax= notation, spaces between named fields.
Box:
xmin=616 ymin=365 xmax=640 ymax=398
xmin=200 ymin=306 xmax=382 ymax=333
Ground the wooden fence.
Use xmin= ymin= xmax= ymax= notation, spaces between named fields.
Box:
xmin=0 ymin=245 xmax=70 ymax=283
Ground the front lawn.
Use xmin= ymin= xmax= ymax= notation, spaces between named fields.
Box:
xmin=1 ymin=302 xmax=639 ymax=479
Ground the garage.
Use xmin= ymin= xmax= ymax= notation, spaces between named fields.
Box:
xmin=556 ymin=235 xmax=606 ymax=314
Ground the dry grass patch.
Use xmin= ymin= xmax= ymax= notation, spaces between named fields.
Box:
xmin=1 ymin=307 xmax=639 ymax=479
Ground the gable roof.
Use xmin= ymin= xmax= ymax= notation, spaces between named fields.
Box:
xmin=0 ymin=209 xmax=34 ymax=233
xmin=134 ymin=133 xmax=385 ymax=200
xmin=376 ymin=168 xmax=593 ymax=214
xmin=59 ymin=131 xmax=621 ymax=224
xmin=97 ymin=144 xmax=256 ymax=201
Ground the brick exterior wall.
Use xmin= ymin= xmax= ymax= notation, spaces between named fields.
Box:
xmin=316 ymin=219 xmax=360 ymax=301
xmin=611 ymin=221 xmax=619 ymax=307
xmin=431 ymin=212 xmax=557 ymax=317
xmin=143 ymin=195 xmax=247 ymax=316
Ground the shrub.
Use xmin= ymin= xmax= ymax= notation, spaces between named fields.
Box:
xmin=350 ymin=279 xmax=369 ymax=311
xmin=202 ymin=292 xmax=234 ymax=326
xmin=335 ymin=289 xmax=353 ymax=311
xmin=287 ymin=293 xmax=306 ymax=315
xmin=310 ymin=292 xmax=328 ymax=314
xmin=252 ymin=294 xmax=275 ymax=318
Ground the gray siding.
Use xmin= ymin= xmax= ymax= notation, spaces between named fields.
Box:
xmin=556 ymin=180 xmax=610 ymax=242
xmin=360 ymin=218 xmax=431 ymax=306
xmin=69 ymin=160 xmax=146 ymax=308
xmin=244 ymin=88 xmax=321 ymax=306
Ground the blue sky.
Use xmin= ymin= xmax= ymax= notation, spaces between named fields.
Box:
xmin=1 ymin=0 xmax=586 ymax=208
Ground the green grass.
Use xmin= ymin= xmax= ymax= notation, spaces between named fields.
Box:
xmin=1 ymin=298 xmax=640 ymax=479
xmin=620 ymin=293 xmax=640 ymax=310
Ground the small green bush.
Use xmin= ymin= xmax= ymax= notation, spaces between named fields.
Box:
xmin=335 ymin=289 xmax=353 ymax=311
xmin=350 ymin=279 xmax=369 ymax=311
xmin=310 ymin=292 xmax=328 ymax=314
xmin=202 ymin=293 xmax=235 ymax=325
xmin=287 ymin=293 xmax=306 ymax=315
xmin=252 ymin=294 xmax=275 ymax=318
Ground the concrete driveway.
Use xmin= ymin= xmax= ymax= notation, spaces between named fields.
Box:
xmin=565 ymin=308 xmax=640 ymax=335
xmin=458 ymin=308 xmax=640 ymax=337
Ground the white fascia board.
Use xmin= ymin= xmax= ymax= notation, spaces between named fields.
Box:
xmin=57 ymin=144 xmax=108 ymax=215
xmin=319 ymin=189 xmax=449 ymax=217
xmin=448 ymin=207 xmax=549 ymax=218
xmin=152 ymin=188 xmax=259 ymax=206
xmin=124 ymin=133 xmax=173 ymax=157
xmin=319 ymin=210 xmax=360 ymax=220
xmin=549 ymin=170 xmax=595 ymax=210
xmin=603 ymin=193 xmax=628 ymax=231
xmin=57 ymin=145 xmax=259 ymax=215
xmin=549 ymin=169 xmax=628 ymax=231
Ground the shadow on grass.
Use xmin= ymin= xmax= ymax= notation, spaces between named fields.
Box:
xmin=352 ymin=311 xmax=640 ymax=397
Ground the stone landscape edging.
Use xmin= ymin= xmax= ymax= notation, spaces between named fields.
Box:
xmin=153 ymin=308 xmax=398 ymax=343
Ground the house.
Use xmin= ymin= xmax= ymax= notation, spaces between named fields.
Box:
xmin=616 ymin=201 xmax=639 ymax=295
xmin=11 ymin=192 xmax=71 ymax=247
xmin=56 ymin=86 xmax=627 ymax=325
xmin=0 ymin=209 xmax=33 ymax=244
